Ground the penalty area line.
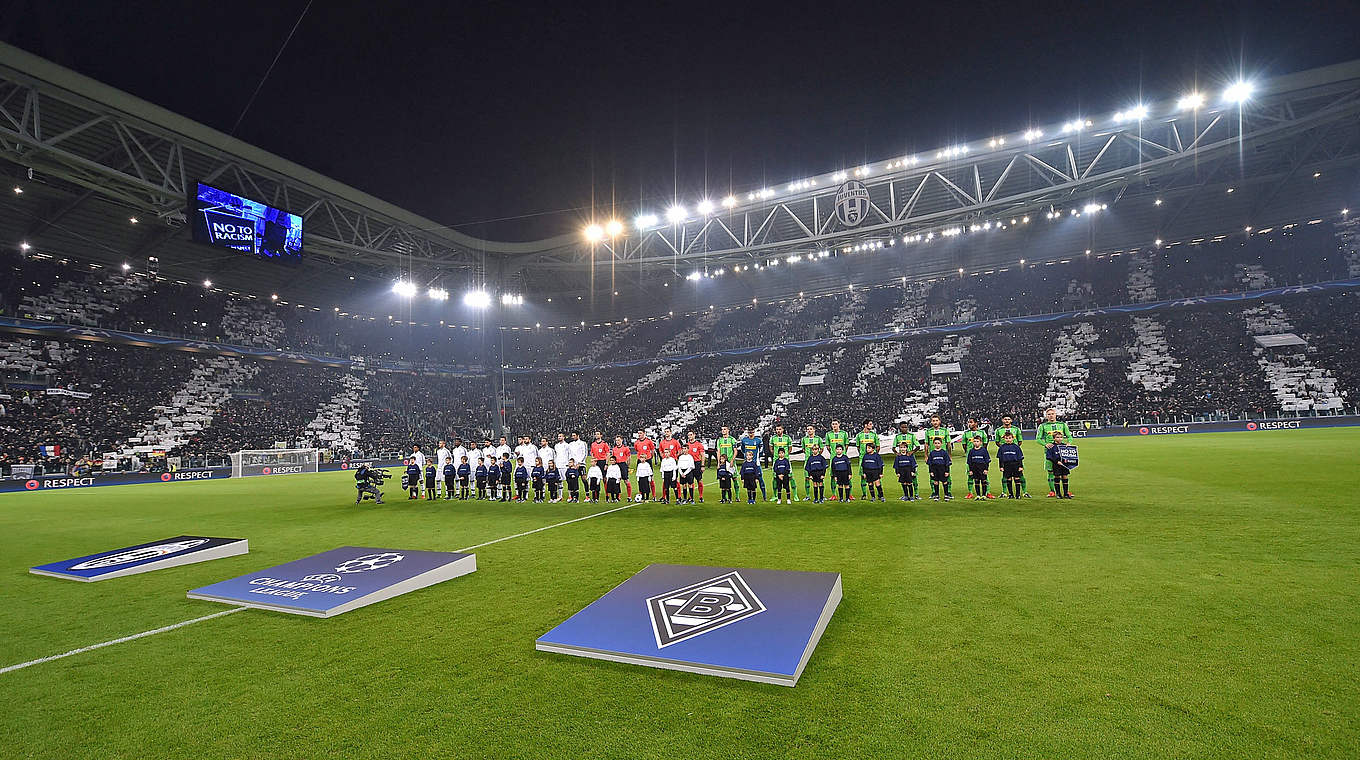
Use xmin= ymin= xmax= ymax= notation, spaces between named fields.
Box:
xmin=1 ymin=500 xmax=643 ymax=676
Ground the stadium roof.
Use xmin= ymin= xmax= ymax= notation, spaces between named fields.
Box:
xmin=0 ymin=41 xmax=1357 ymax=313
xmin=0 ymin=42 xmax=577 ymax=302
xmin=523 ymin=59 xmax=1360 ymax=293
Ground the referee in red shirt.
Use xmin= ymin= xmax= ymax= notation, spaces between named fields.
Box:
xmin=685 ymin=431 xmax=707 ymax=503
xmin=590 ymin=431 xmax=611 ymax=475
xmin=658 ymin=429 xmax=682 ymax=461
xmin=612 ymin=435 xmax=633 ymax=499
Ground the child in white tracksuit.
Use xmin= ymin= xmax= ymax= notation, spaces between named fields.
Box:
xmin=676 ymin=452 xmax=695 ymax=504
xmin=587 ymin=462 xmax=605 ymax=503
xmin=636 ymin=459 xmax=653 ymax=502
xmin=605 ymin=458 xmax=623 ymax=502
xmin=659 ymin=455 xmax=678 ymax=503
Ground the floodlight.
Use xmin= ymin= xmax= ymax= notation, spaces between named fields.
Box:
xmin=666 ymin=205 xmax=687 ymax=223
xmin=696 ymin=199 xmax=715 ymax=215
xmin=605 ymin=219 xmax=623 ymax=237
xmin=464 ymin=290 xmax=491 ymax=308
xmin=1177 ymin=92 xmax=1204 ymax=111
xmin=583 ymin=224 xmax=604 ymax=242
xmin=392 ymin=280 xmax=417 ymax=298
xmin=1223 ymin=80 xmax=1254 ymax=103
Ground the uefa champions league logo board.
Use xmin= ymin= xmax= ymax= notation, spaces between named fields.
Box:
xmin=536 ymin=564 xmax=842 ymax=686
xmin=187 ymin=547 xmax=476 ymax=617
xmin=30 ymin=536 xmax=248 ymax=582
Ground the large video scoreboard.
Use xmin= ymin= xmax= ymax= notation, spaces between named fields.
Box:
xmin=189 ymin=182 xmax=303 ymax=262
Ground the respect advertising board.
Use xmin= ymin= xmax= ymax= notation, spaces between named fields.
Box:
xmin=1 ymin=469 xmax=224 ymax=493
xmin=188 ymin=546 xmax=476 ymax=617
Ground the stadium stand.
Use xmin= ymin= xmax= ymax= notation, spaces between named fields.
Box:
xmin=2 ymin=220 xmax=1357 ymax=471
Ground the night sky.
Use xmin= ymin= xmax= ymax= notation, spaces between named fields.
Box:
xmin=3 ymin=0 xmax=1357 ymax=242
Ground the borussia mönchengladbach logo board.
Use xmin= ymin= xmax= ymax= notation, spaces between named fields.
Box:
xmin=30 ymin=536 xmax=248 ymax=582
xmin=536 ymin=564 xmax=841 ymax=686
xmin=187 ymin=546 xmax=476 ymax=617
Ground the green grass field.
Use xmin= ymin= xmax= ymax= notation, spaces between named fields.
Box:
xmin=2 ymin=430 xmax=1358 ymax=759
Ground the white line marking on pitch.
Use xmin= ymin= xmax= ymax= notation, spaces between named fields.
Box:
xmin=1 ymin=501 xmax=642 ymax=675
xmin=0 ymin=607 xmax=246 ymax=675
xmin=456 ymin=501 xmax=638 ymax=551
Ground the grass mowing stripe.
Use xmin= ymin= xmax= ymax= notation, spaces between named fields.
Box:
xmin=0 ymin=500 xmax=641 ymax=676
xmin=0 ymin=608 xmax=246 ymax=675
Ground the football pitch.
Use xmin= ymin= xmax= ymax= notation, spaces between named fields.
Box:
xmin=2 ymin=430 xmax=1357 ymax=759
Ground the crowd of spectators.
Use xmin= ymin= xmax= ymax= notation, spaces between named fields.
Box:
xmin=0 ymin=220 xmax=1353 ymax=468
xmin=360 ymin=371 xmax=495 ymax=456
xmin=1 ymin=222 xmax=1343 ymax=374
xmin=0 ymin=338 xmax=197 ymax=472
xmin=1282 ymin=292 xmax=1360 ymax=410
xmin=173 ymin=362 xmax=342 ymax=457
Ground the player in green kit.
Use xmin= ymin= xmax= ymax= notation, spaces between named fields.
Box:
xmin=824 ymin=420 xmax=849 ymax=500
xmin=1035 ymin=408 xmax=1074 ymax=497
xmin=716 ymin=426 xmax=739 ymax=498
xmin=961 ymin=418 xmax=991 ymax=498
xmin=800 ymin=425 xmax=822 ymax=501
xmin=768 ymin=424 xmax=794 ymax=499
xmin=892 ymin=419 xmax=920 ymax=500
xmin=924 ymin=414 xmax=952 ymax=454
xmin=854 ymin=419 xmax=879 ymax=500
xmin=992 ymin=414 xmax=1030 ymax=497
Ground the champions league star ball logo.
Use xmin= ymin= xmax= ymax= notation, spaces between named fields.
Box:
xmin=646 ymin=571 xmax=766 ymax=648
xmin=334 ymin=552 xmax=404 ymax=574
xmin=69 ymin=539 xmax=209 ymax=571
xmin=834 ymin=180 xmax=871 ymax=227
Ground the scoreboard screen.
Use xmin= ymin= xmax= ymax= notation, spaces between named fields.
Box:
xmin=189 ymin=182 xmax=303 ymax=262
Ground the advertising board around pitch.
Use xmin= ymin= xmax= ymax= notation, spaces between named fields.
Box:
xmin=30 ymin=536 xmax=248 ymax=582
xmin=187 ymin=547 xmax=476 ymax=617
xmin=536 ymin=564 xmax=842 ymax=686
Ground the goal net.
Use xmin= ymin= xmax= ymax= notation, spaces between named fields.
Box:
xmin=230 ymin=448 xmax=320 ymax=478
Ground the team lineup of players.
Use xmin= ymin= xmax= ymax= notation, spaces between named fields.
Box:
xmin=389 ymin=408 xmax=1079 ymax=505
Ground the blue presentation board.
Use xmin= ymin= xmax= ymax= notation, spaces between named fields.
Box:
xmin=30 ymin=536 xmax=248 ymax=582
xmin=187 ymin=547 xmax=476 ymax=618
xmin=536 ymin=564 xmax=842 ymax=686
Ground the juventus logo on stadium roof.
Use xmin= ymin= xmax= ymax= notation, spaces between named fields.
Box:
xmin=646 ymin=571 xmax=767 ymax=648
xmin=834 ymin=180 xmax=871 ymax=227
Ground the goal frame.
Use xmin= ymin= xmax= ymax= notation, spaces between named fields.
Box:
xmin=229 ymin=448 xmax=320 ymax=478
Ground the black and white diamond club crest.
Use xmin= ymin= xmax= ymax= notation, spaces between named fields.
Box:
xmin=646 ymin=571 xmax=766 ymax=648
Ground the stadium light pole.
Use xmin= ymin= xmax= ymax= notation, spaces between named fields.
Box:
xmin=583 ymin=223 xmax=603 ymax=313
xmin=606 ymin=220 xmax=622 ymax=305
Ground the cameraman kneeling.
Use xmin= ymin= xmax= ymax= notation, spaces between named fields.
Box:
xmin=354 ymin=465 xmax=385 ymax=504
